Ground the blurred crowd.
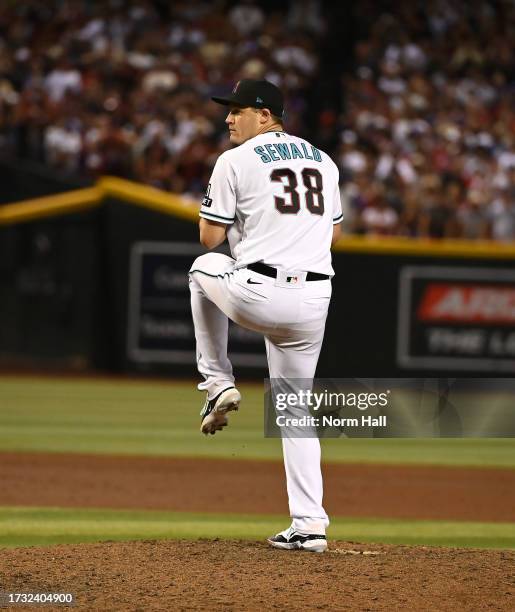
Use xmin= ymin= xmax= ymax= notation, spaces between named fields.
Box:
xmin=0 ymin=0 xmax=514 ymax=241
xmin=0 ymin=0 xmax=324 ymax=196
xmin=335 ymin=0 xmax=515 ymax=241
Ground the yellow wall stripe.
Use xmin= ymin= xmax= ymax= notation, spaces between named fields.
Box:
xmin=98 ymin=176 xmax=199 ymax=222
xmin=332 ymin=235 xmax=515 ymax=259
xmin=0 ymin=187 xmax=102 ymax=225
xmin=1 ymin=176 xmax=514 ymax=259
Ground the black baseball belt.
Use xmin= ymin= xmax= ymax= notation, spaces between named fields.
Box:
xmin=247 ymin=262 xmax=329 ymax=281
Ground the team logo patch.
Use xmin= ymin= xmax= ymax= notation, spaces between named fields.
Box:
xmin=202 ymin=183 xmax=213 ymax=208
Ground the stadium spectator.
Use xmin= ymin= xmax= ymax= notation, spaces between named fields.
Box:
xmin=0 ymin=0 xmax=323 ymax=200
xmin=334 ymin=0 xmax=515 ymax=240
xmin=0 ymin=0 xmax=513 ymax=242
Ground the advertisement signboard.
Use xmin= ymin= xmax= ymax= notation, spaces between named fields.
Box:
xmin=397 ymin=266 xmax=515 ymax=372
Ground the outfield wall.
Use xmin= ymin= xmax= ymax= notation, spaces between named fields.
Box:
xmin=1 ymin=177 xmax=514 ymax=376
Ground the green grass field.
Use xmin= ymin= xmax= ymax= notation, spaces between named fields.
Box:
xmin=2 ymin=507 xmax=514 ymax=550
xmin=1 ymin=376 xmax=514 ymax=549
xmin=0 ymin=376 xmax=514 ymax=466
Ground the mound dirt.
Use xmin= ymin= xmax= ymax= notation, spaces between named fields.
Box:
xmin=0 ymin=540 xmax=514 ymax=611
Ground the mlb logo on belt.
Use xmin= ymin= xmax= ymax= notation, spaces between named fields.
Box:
xmin=286 ymin=276 xmax=298 ymax=284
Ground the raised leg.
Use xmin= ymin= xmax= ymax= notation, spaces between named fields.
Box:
xmin=189 ymin=253 xmax=236 ymax=399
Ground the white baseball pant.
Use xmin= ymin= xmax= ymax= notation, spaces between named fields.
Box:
xmin=189 ymin=252 xmax=331 ymax=533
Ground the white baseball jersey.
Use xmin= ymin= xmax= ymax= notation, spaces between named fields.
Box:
xmin=199 ymin=131 xmax=343 ymax=276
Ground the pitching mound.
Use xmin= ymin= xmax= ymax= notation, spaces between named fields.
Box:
xmin=1 ymin=540 xmax=513 ymax=611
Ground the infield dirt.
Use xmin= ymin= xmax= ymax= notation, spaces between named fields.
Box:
xmin=2 ymin=452 xmax=515 ymax=521
xmin=1 ymin=452 xmax=515 ymax=611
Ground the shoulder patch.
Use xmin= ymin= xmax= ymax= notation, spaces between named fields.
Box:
xmin=202 ymin=183 xmax=213 ymax=208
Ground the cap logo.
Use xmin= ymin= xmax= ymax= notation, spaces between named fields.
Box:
xmin=256 ymin=96 xmax=263 ymax=103
xmin=232 ymin=81 xmax=241 ymax=93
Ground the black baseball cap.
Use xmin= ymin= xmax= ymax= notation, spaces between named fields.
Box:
xmin=212 ymin=79 xmax=284 ymax=118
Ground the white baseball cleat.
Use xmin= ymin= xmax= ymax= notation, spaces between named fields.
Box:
xmin=200 ymin=387 xmax=241 ymax=435
xmin=267 ymin=526 xmax=327 ymax=553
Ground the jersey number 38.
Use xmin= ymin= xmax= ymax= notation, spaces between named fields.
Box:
xmin=270 ymin=168 xmax=324 ymax=215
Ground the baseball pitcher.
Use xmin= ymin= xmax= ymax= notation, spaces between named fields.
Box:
xmin=189 ymin=79 xmax=343 ymax=552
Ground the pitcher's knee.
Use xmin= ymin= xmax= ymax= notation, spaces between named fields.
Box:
xmin=189 ymin=252 xmax=234 ymax=277
xmin=191 ymin=253 xmax=215 ymax=269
